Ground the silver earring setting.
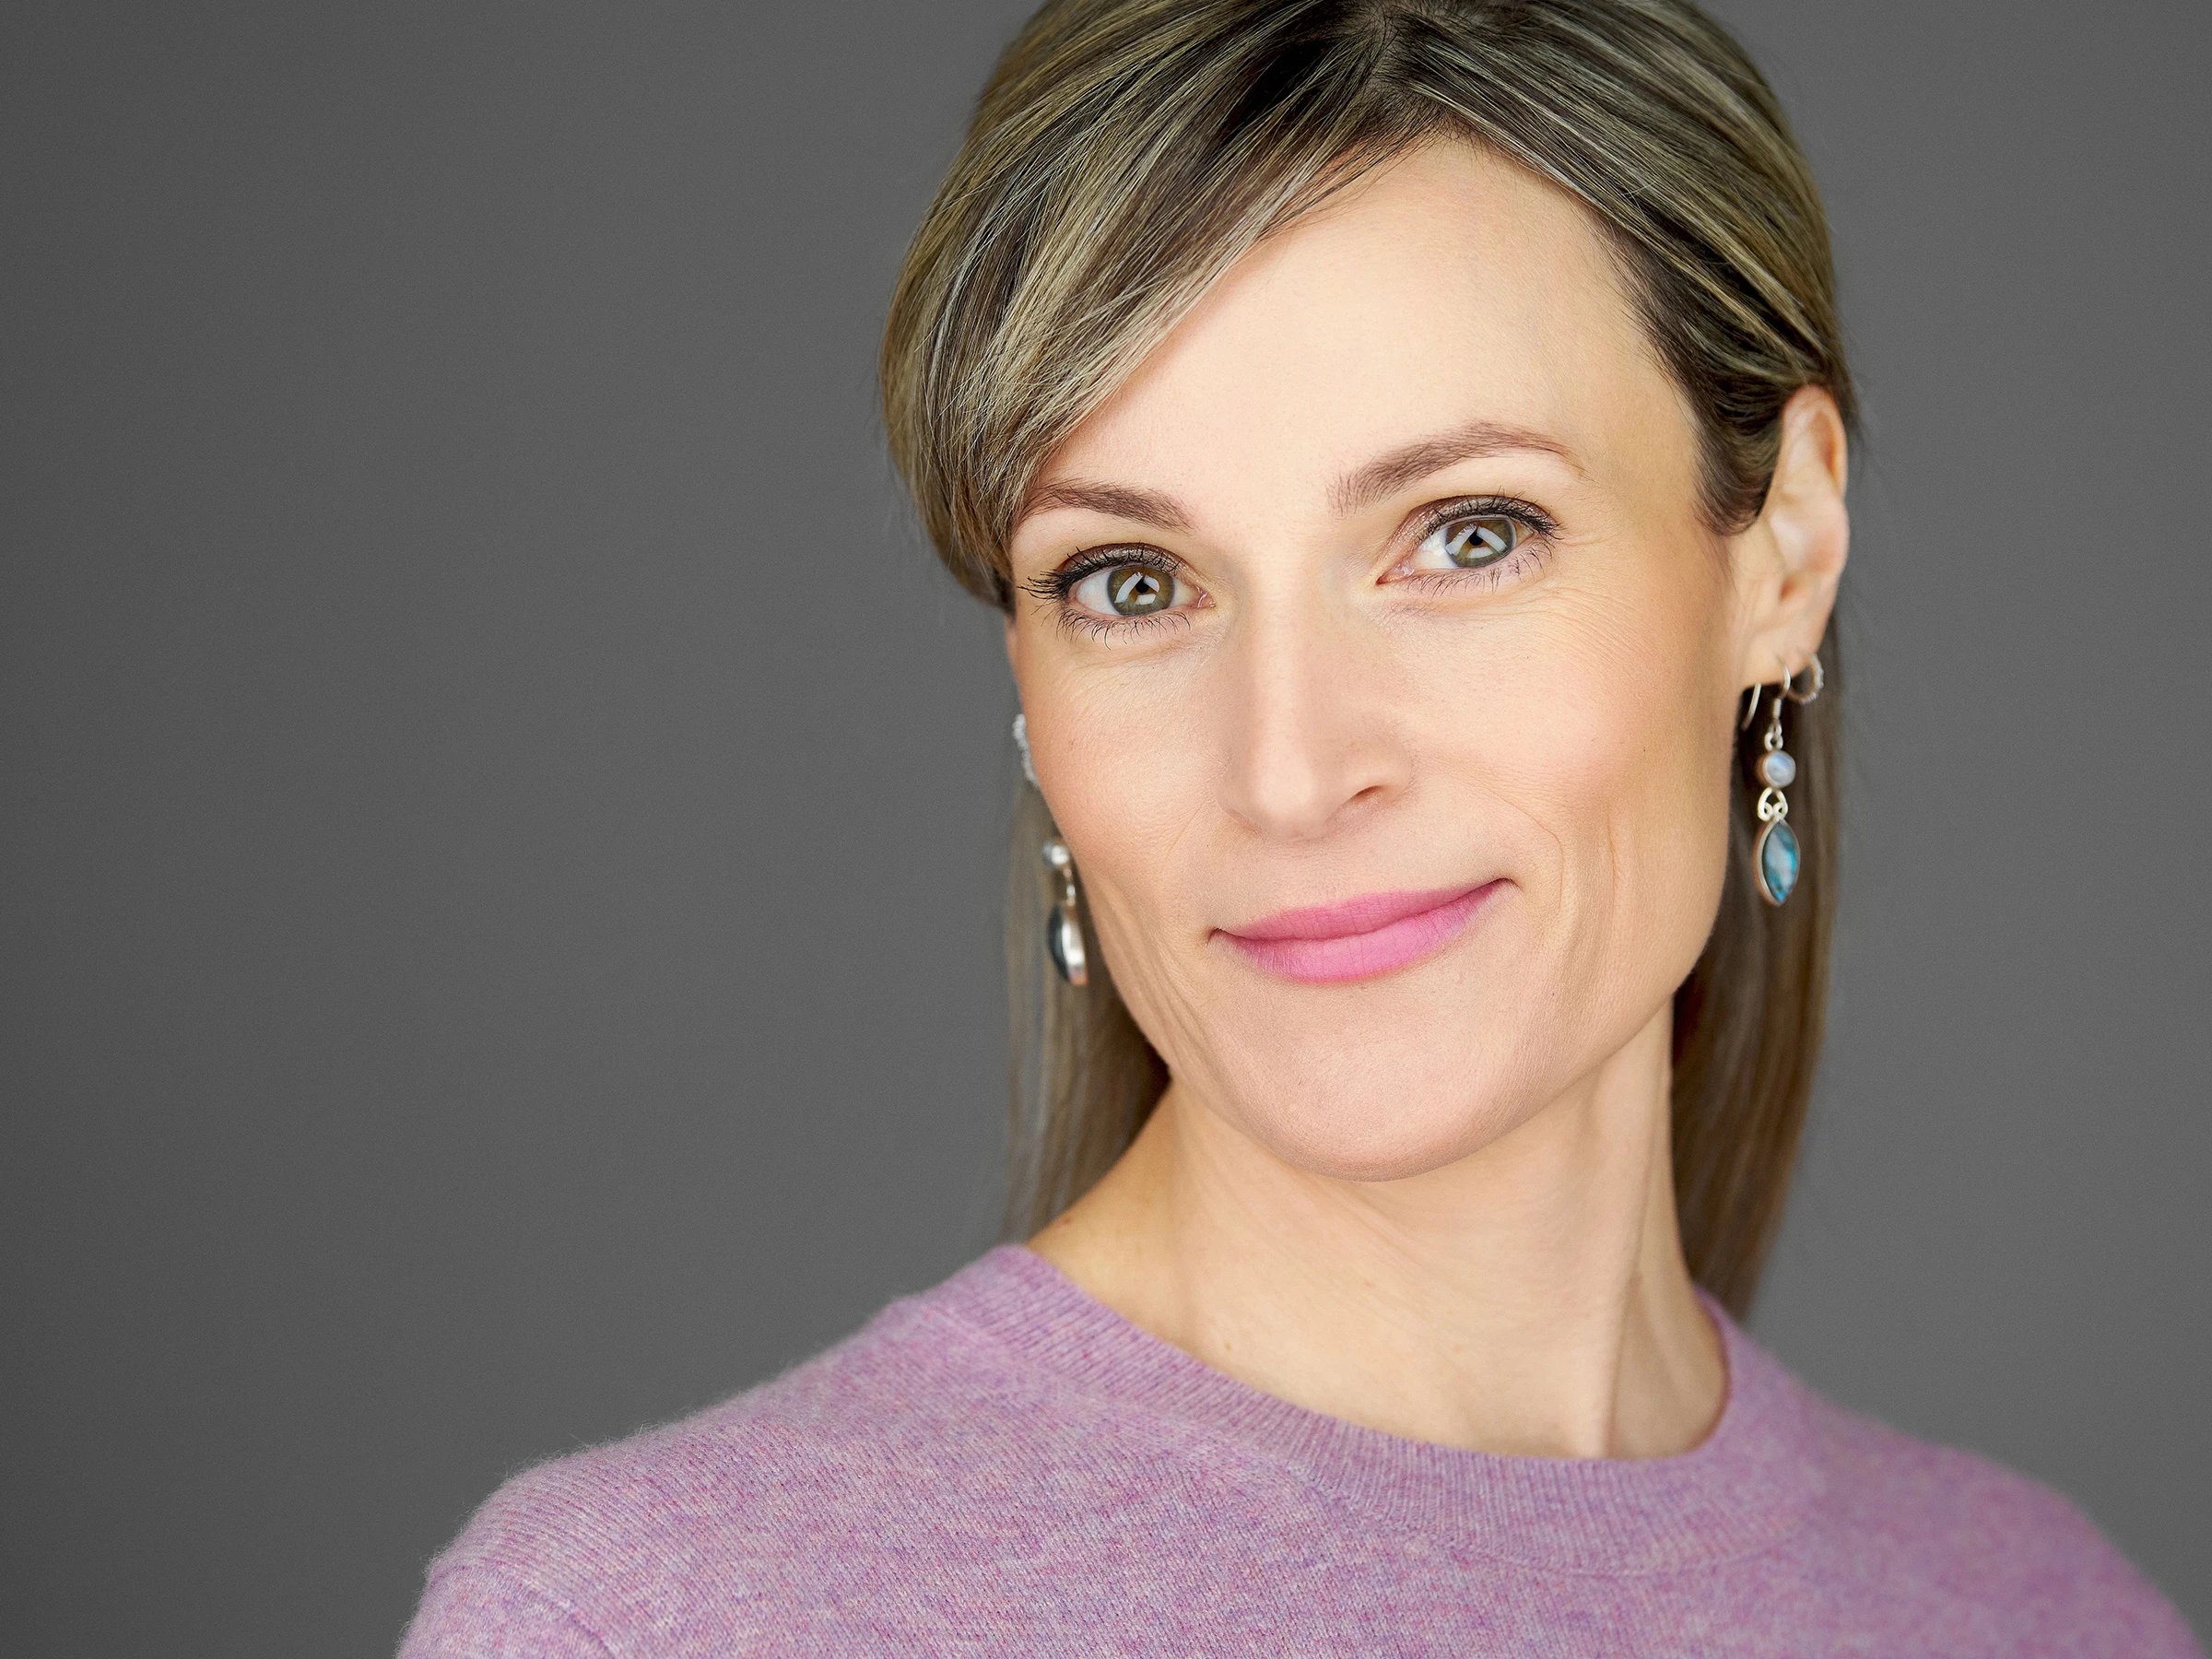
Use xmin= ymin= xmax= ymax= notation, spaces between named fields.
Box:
xmin=1741 ymin=653 xmax=1821 ymax=907
xmin=1018 ymin=715 xmax=1085 ymax=985
xmin=1042 ymin=836 xmax=1088 ymax=986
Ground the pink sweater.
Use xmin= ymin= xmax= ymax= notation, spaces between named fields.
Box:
xmin=403 ymin=1245 xmax=2198 ymax=1655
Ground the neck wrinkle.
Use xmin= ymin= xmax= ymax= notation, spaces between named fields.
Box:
xmin=1032 ymin=1001 xmax=1724 ymax=1462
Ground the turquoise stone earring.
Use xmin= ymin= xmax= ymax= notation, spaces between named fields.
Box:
xmin=1744 ymin=654 xmax=1822 ymax=906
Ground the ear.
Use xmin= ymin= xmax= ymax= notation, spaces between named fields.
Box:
xmin=1732 ymin=386 xmax=1849 ymax=689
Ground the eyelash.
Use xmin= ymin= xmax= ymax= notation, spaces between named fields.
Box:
xmin=1024 ymin=495 xmax=1559 ymax=635
xmin=1394 ymin=496 xmax=1559 ymax=596
xmin=1022 ymin=547 xmax=1196 ymax=641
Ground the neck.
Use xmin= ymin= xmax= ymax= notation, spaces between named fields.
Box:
xmin=1027 ymin=1003 xmax=1726 ymax=1460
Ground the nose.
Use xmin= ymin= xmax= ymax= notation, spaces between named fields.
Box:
xmin=1214 ymin=596 xmax=1410 ymax=842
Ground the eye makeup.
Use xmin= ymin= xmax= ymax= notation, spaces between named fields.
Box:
xmin=1020 ymin=492 xmax=1562 ymax=637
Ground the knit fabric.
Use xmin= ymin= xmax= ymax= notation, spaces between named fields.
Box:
xmin=402 ymin=1245 xmax=2200 ymax=1656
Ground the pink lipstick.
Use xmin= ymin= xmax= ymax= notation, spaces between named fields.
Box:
xmin=1217 ymin=882 xmax=1500 ymax=985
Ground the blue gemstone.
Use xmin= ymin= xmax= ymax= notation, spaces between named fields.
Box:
xmin=1759 ymin=818 xmax=1800 ymax=905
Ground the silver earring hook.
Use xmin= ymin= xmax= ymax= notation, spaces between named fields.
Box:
xmin=1743 ymin=650 xmax=1824 ymax=732
xmin=1012 ymin=712 xmax=1038 ymax=787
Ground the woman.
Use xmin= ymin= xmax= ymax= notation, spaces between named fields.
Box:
xmin=404 ymin=1 xmax=2199 ymax=1652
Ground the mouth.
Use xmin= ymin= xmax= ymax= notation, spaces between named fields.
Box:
xmin=1215 ymin=881 xmax=1502 ymax=985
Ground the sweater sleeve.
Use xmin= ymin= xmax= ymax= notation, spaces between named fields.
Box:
xmin=399 ymin=1566 xmax=617 ymax=1659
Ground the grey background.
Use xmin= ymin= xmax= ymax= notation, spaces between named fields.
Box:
xmin=2 ymin=2 xmax=2204 ymax=1653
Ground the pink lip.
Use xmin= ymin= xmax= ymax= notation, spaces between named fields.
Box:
xmin=1217 ymin=882 xmax=1501 ymax=985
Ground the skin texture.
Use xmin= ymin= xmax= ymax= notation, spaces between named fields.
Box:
xmin=1006 ymin=142 xmax=1848 ymax=1461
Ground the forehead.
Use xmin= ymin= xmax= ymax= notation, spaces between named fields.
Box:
xmin=1035 ymin=140 xmax=1690 ymax=517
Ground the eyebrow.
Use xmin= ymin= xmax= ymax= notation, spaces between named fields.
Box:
xmin=1014 ymin=418 xmax=1580 ymax=536
xmin=1329 ymin=419 xmax=1582 ymax=515
xmin=1015 ymin=479 xmax=1191 ymax=533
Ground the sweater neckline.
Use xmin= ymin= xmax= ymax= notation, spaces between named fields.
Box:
xmin=925 ymin=1242 xmax=1824 ymax=1573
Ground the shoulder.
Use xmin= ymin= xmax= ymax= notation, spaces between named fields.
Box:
xmin=400 ymin=1253 xmax=1132 ymax=1656
xmin=1784 ymin=1372 xmax=2199 ymax=1654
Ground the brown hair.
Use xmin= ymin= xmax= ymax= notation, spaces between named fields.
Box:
xmin=881 ymin=0 xmax=1850 ymax=1317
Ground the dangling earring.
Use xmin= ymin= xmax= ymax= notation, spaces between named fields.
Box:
xmin=1741 ymin=653 xmax=1822 ymax=906
xmin=1042 ymin=836 xmax=1088 ymax=986
xmin=1020 ymin=718 xmax=1087 ymax=984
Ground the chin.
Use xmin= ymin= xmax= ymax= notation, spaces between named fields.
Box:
xmin=1189 ymin=1017 xmax=1562 ymax=1182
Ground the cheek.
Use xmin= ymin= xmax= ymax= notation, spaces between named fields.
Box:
xmin=1017 ymin=670 xmax=1215 ymax=998
xmin=1418 ymin=573 xmax=1734 ymax=998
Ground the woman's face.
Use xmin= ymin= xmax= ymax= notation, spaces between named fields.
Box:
xmin=1006 ymin=141 xmax=1831 ymax=1181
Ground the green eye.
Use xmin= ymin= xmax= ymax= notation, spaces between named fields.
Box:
xmin=1061 ymin=554 xmax=1197 ymax=628
xmin=1427 ymin=514 xmax=1523 ymax=568
xmin=1109 ymin=565 xmax=1170 ymax=615
xmin=1094 ymin=563 xmax=1174 ymax=616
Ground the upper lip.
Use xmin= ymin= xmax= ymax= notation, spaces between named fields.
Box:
xmin=1219 ymin=884 xmax=1490 ymax=942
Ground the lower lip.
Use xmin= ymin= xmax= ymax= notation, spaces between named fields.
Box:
xmin=1219 ymin=882 xmax=1500 ymax=985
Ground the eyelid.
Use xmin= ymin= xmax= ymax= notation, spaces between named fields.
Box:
xmin=1384 ymin=494 xmax=1557 ymax=592
xmin=1404 ymin=494 xmax=1559 ymax=545
xmin=1021 ymin=542 xmax=1189 ymax=606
